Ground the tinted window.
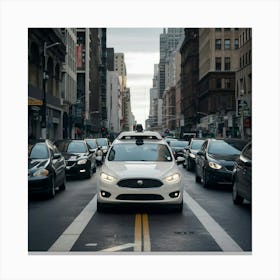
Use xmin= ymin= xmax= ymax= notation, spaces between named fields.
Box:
xmin=108 ymin=143 xmax=172 ymax=162
xmin=170 ymin=141 xmax=188 ymax=148
xmin=97 ymin=138 xmax=108 ymax=146
xmin=208 ymin=141 xmax=241 ymax=155
xmin=29 ymin=143 xmax=49 ymax=159
xmin=56 ymin=141 xmax=88 ymax=153
xmin=86 ymin=140 xmax=97 ymax=149
xmin=190 ymin=140 xmax=204 ymax=150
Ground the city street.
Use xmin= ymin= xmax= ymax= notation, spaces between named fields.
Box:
xmin=28 ymin=165 xmax=251 ymax=253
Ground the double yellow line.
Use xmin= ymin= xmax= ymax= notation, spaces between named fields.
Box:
xmin=134 ymin=213 xmax=151 ymax=252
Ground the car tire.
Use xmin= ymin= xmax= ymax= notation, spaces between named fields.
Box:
xmin=187 ymin=159 xmax=191 ymax=171
xmin=47 ymin=176 xmax=55 ymax=198
xmin=85 ymin=164 xmax=92 ymax=179
xmin=97 ymin=201 xmax=106 ymax=213
xmin=60 ymin=175 xmax=66 ymax=191
xmin=195 ymin=166 xmax=201 ymax=183
xmin=232 ymin=181 xmax=244 ymax=205
xmin=203 ymin=169 xmax=210 ymax=188
xmin=173 ymin=202 xmax=183 ymax=213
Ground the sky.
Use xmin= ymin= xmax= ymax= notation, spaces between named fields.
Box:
xmin=107 ymin=28 xmax=162 ymax=127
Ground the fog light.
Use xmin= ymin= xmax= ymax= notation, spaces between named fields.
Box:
xmin=100 ymin=190 xmax=111 ymax=198
xmin=169 ymin=191 xmax=180 ymax=198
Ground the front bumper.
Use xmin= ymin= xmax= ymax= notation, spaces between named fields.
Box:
xmin=28 ymin=176 xmax=51 ymax=194
xmin=65 ymin=161 xmax=88 ymax=177
xmin=97 ymin=179 xmax=183 ymax=206
xmin=205 ymin=167 xmax=233 ymax=185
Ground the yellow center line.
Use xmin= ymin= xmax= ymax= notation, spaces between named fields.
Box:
xmin=134 ymin=213 xmax=142 ymax=252
xmin=134 ymin=213 xmax=151 ymax=252
xmin=142 ymin=213 xmax=151 ymax=252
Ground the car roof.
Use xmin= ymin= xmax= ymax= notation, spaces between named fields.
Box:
xmin=117 ymin=131 xmax=163 ymax=140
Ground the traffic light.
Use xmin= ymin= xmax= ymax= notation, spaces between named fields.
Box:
xmin=101 ymin=127 xmax=105 ymax=133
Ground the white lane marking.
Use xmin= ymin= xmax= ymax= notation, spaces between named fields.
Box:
xmin=183 ymin=191 xmax=243 ymax=252
xmin=85 ymin=243 xmax=98 ymax=247
xmin=48 ymin=195 xmax=97 ymax=252
xmin=100 ymin=243 xmax=135 ymax=252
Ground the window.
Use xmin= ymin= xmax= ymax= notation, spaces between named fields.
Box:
xmin=249 ymin=50 xmax=251 ymax=63
xmin=215 ymin=28 xmax=222 ymax=32
xmin=240 ymin=57 xmax=242 ymax=68
xmin=215 ymin=39 xmax=222 ymax=50
xmin=216 ymin=78 xmax=221 ymax=89
xmin=235 ymin=39 xmax=239 ymax=49
xmin=215 ymin=57 xmax=221 ymax=71
xmin=224 ymin=78 xmax=231 ymax=89
xmin=225 ymin=57 xmax=231 ymax=70
xmin=245 ymin=53 xmax=248 ymax=65
xmin=224 ymin=39 xmax=231 ymax=49
xmin=224 ymin=28 xmax=231 ymax=31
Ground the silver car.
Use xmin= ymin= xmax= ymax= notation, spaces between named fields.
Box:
xmin=97 ymin=131 xmax=185 ymax=212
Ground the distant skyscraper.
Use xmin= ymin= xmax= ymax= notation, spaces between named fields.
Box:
xmin=159 ymin=28 xmax=184 ymax=98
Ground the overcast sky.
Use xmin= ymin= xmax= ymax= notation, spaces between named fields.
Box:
xmin=107 ymin=28 xmax=162 ymax=127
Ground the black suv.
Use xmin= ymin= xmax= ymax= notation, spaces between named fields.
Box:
xmin=54 ymin=140 xmax=96 ymax=179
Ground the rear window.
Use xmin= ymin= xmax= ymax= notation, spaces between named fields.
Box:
xmin=86 ymin=140 xmax=97 ymax=149
xmin=55 ymin=141 xmax=88 ymax=153
xmin=170 ymin=141 xmax=188 ymax=148
xmin=97 ymin=138 xmax=108 ymax=146
xmin=190 ymin=140 xmax=204 ymax=150
xmin=108 ymin=143 xmax=172 ymax=162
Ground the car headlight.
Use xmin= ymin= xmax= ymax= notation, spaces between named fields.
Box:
xmin=100 ymin=172 xmax=117 ymax=183
xmin=189 ymin=153 xmax=196 ymax=158
xmin=33 ymin=168 xmax=49 ymax=177
xmin=164 ymin=173 xmax=180 ymax=184
xmin=77 ymin=159 xmax=87 ymax=165
xmin=209 ymin=162 xmax=222 ymax=169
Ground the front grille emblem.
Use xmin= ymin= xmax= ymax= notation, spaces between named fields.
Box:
xmin=137 ymin=180 xmax=143 ymax=186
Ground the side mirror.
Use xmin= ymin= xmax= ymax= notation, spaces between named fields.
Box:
xmin=176 ymin=156 xmax=185 ymax=165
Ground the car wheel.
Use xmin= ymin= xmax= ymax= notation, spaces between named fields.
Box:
xmin=232 ymin=181 xmax=244 ymax=205
xmin=173 ymin=202 xmax=183 ymax=213
xmin=203 ymin=169 xmax=210 ymax=188
xmin=195 ymin=166 xmax=201 ymax=183
xmin=85 ymin=164 xmax=92 ymax=179
xmin=97 ymin=201 xmax=106 ymax=213
xmin=47 ymin=176 xmax=55 ymax=198
xmin=187 ymin=159 xmax=191 ymax=171
xmin=93 ymin=165 xmax=97 ymax=173
xmin=60 ymin=175 xmax=66 ymax=191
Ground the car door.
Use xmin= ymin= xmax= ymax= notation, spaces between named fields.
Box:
xmin=238 ymin=143 xmax=252 ymax=201
xmin=196 ymin=140 xmax=207 ymax=177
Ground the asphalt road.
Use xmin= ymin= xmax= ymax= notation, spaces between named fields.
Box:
xmin=28 ymin=165 xmax=251 ymax=253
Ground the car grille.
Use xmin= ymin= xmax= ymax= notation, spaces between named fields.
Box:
xmin=66 ymin=161 xmax=76 ymax=167
xmin=225 ymin=165 xmax=234 ymax=171
xmin=117 ymin=179 xmax=163 ymax=188
xmin=116 ymin=194 xmax=164 ymax=200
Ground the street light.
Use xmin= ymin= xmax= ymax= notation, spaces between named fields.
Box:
xmin=41 ymin=41 xmax=61 ymax=139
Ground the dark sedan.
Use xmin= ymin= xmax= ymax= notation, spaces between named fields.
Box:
xmin=232 ymin=142 xmax=252 ymax=204
xmin=28 ymin=139 xmax=66 ymax=198
xmin=195 ymin=138 xmax=248 ymax=188
xmin=183 ymin=138 xmax=205 ymax=171
xmin=54 ymin=140 xmax=96 ymax=179
xmin=169 ymin=140 xmax=189 ymax=159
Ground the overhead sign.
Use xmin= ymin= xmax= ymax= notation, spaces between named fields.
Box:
xmin=28 ymin=99 xmax=43 ymax=106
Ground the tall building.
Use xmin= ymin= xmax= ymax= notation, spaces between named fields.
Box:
xmin=28 ymin=28 xmax=66 ymax=140
xmin=158 ymin=28 xmax=184 ymax=99
xmin=61 ymin=28 xmax=77 ymax=139
xmin=198 ymin=28 xmax=240 ymax=137
xmin=235 ymin=28 xmax=252 ymax=139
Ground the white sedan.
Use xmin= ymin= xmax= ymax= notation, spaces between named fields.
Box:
xmin=97 ymin=132 xmax=185 ymax=212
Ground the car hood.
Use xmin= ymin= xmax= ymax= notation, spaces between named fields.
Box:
xmin=102 ymin=161 xmax=178 ymax=179
xmin=28 ymin=158 xmax=49 ymax=170
xmin=62 ymin=153 xmax=87 ymax=161
xmin=208 ymin=153 xmax=240 ymax=162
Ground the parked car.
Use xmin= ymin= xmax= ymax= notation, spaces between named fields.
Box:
xmin=96 ymin=138 xmax=110 ymax=156
xmin=54 ymin=139 xmax=96 ymax=179
xmin=195 ymin=138 xmax=248 ymax=188
xmin=232 ymin=142 xmax=252 ymax=204
xmin=84 ymin=138 xmax=98 ymax=153
xmin=97 ymin=130 xmax=185 ymax=212
xmin=28 ymin=139 xmax=66 ymax=198
xmin=169 ymin=140 xmax=189 ymax=159
xmin=183 ymin=138 xmax=205 ymax=171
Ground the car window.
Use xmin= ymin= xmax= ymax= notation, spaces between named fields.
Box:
xmin=97 ymin=138 xmax=108 ymax=146
xmin=108 ymin=143 xmax=172 ymax=162
xmin=29 ymin=143 xmax=49 ymax=159
xmin=208 ymin=141 xmax=241 ymax=155
xmin=56 ymin=141 xmax=88 ymax=153
xmin=190 ymin=140 xmax=204 ymax=150
xmin=86 ymin=140 xmax=97 ymax=149
xmin=170 ymin=141 xmax=188 ymax=147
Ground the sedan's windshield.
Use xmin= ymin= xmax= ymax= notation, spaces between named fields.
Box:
xmin=208 ymin=141 xmax=241 ymax=155
xmin=56 ymin=141 xmax=88 ymax=153
xmin=190 ymin=140 xmax=204 ymax=150
xmin=108 ymin=143 xmax=172 ymax=161
xmin=29 ymin=143 xmax=49 ymax=159
xmin=170 ymin=141 xmax=188 ymax=148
